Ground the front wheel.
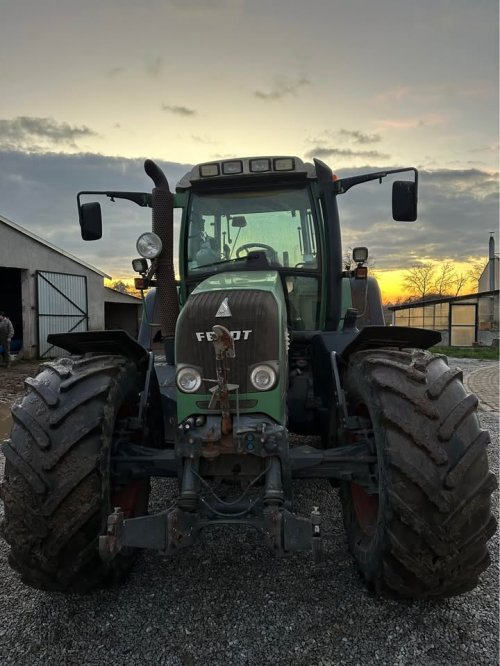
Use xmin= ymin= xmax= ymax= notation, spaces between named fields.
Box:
xmin=1 ymin=354 xmax=161 ymax=592
xmin=340 ymin=348 xmax=497 ymax=599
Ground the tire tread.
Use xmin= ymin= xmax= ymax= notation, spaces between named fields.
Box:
xmin=342 ymin=348 xmax=496 ymax=599
xmin=1 ymin=354 xmax=147 ymax=592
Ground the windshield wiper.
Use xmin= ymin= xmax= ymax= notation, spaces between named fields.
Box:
xmin=196 ymin=252 xmax=270 ymax=272
xmin=206 ymin=256 xmax=247 ymax=268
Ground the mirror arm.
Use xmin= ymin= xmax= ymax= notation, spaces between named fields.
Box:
xmin=77 ymin=191 xmax=152 ymax=208
xmin=335 ymin=167 xmax=418 ymax=194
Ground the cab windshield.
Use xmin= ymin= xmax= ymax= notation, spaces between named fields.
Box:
xmin=186 ymin=187 xmax=319 ymax=273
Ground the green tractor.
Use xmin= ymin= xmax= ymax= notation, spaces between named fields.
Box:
xmin=1 ymin=156 xmax=496 ymax=598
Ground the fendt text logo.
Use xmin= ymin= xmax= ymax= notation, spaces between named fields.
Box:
xmin=195 ymin=330 xmax=252 ymax=342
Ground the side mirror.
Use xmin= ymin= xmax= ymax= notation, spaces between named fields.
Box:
xmin=392 ymin=180 xmax=417 ymax=222
xmin=79 ymin=202 xmax=102 ymax=240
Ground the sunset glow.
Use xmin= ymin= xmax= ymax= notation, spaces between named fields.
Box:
xmin=0 ymin=1 xmax=497 ymax=298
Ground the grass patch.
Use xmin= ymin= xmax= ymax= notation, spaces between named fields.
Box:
xmin=432 ymin=346 xmax=499 ymax=360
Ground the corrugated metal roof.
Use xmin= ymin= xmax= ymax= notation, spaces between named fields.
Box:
xmin=0 ymin=212 xmax=110 ymax=278
xmin=104 ymin=287 xmax=142 ymax=304
xmin=388 ymin=289 xmax=499 ymax=311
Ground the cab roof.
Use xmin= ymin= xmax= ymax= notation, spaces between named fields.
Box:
xmin=176 ymin=156 xmax=316 ymax=192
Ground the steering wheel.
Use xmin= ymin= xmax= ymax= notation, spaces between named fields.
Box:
xmin=236 ymin=243 xmax=277 ymax=261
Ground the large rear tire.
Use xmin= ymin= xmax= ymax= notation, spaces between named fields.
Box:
xmin=0 ymin=354 xmax=161 ymax=592
xmin=340 ymin=348 xmax=497 ymax=599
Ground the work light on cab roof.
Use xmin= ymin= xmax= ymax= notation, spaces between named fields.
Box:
xmin=193 ymin=156 xmax=299 ymax=183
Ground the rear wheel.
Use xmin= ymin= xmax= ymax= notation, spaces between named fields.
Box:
xmin=340 ymin=348 xmax=497 ymax=599
xmin=0 ymin=354 xmax=162 ymax=592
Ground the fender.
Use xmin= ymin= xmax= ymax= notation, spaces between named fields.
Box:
xmin=349 ymin=276 xmax=385 ymax=328
xmin=46 ymin=330 xmax=149 ymax=365
xmin=47 ymin=328 xmax=178 ymax=444
xmin=341 ymin=325 xmax=441 ymax=360
xmin=311 ymin=325 xmax=441 ymax=416
xmin=137 ymin=287 xmax=158 ymax=350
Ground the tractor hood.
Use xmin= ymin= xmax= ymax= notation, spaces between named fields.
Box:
xmin=175 ymin=271 xmax=288 ymax=423
xmin=190 ymin=270 xmax=286 ymax=296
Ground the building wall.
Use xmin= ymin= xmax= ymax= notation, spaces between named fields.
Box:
xmin=0 ymin=223 xmax=105 ymax=357
xmin=105 ymin=302 xmax=140 ymax=338
xmin=479 ymin=257 xmax=499 ymax=292
xmin=392 ymin=292 xmax=499 ymax=347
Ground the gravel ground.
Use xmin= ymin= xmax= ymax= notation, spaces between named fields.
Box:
xmin=0 ymin=359 xmax=498 ymax=666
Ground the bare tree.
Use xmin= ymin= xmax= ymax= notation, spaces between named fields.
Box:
xmin=343 ymin=249 xmax=353 ymax=270
xmin=402 ymin=263 xmax=436 ymax=300
xmin=467 ymin=261 xmax=488 ymax=290
xmin=453 ymin=272 xmax=469 ymax=296
xmin=433 ymin=263 xmax=474 ymax=297
xmin=106 ymin=279 xmax=141 ymax=298
xmin=108 ymin=279 xmax=132 ymax=294
xmin=433 ymin=262 xmax=456 ymax=296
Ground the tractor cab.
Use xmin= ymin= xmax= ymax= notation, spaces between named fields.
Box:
xmin=172 ymin=155 xmax=417 ymax=336
xmin=181 ymin=174 xmax=323 ymax=331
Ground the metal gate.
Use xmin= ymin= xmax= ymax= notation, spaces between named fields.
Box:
xmin=36 ymin=271 xmax=88 ymax=357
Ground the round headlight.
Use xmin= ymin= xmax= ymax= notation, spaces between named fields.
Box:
xmin=176 ymin=367 xmax=202 ymax=393
xmin=250 ymin=364 xmax=277 ymax=391
xmin=136 ymin=232 xmax=163 ymax=259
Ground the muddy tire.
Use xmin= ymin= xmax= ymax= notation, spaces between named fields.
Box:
xmin=0 ymin=354 xmax=160 ymax=592
xmin=340 ymin=348 xmax=497 ymax=600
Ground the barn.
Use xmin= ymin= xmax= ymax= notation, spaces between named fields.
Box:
xmin=0 ymin=212 xmax=141 ymax=359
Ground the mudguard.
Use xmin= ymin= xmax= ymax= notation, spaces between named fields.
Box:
xmin=341 ymin=325 xmax=441 ymax=360
xmin=311 ymin=325 xmax=441 ymax=414
xmin=46 ymin=330 xmax=149 ymax=365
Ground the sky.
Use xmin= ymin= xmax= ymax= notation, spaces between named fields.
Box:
xmin=0 ymin=0 xmax=498 ymax=301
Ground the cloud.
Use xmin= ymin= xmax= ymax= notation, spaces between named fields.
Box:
xmin=107 ymin=67 xmax=125 ymax=78
xmin=254 ymin=76 xmax=311 ymax=101
xmin=337 ymin=129 xmax=381 ymax=145
xmin=0 ymin=116 xmax=97 ymax=151
xmin=169 ymin=0 xmax=242 ymax=11
xmin=0 ymin=150 xmax=192 ymax=277
xmin=337 ymin=166 xmax=499 ymax=271
xmin=304 ymin=128 xmax=385 ymax=161
xmin=375 ymin=86 xmax=412 ymax=104
xmin=145 ymin=55 xmax=163 ymax=77
xmin=375 ymin=84 xmax=496 ymax=105
xmin=0 ymin=151 xmax=496 ymax=281
xmin=161 ymin=103 xmax=197 ymax=116
xmin=191 ymin=134 xmax=217 ymax=145
xmin=375 ymin=113 xmax=449 ymax=129
xmin=422 ymin=168 xmax=499 ymax=198
xmin=470 ymin=142 xmax=500 ymax=155
xmin=305 ymin=146 xmax=390 ymax=161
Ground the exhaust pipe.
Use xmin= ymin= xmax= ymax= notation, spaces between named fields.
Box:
xmin=144 ymin=159 xmax=179 ymax=363
xmin=489 ymin=233 xmax=495 ymax=292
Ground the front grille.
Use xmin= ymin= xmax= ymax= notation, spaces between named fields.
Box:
xmin=176 ymin=289 xmax=279 ymax=394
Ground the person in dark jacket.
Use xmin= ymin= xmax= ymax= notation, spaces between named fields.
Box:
xmin=0 ymin=312 xmax=14 ymax=366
